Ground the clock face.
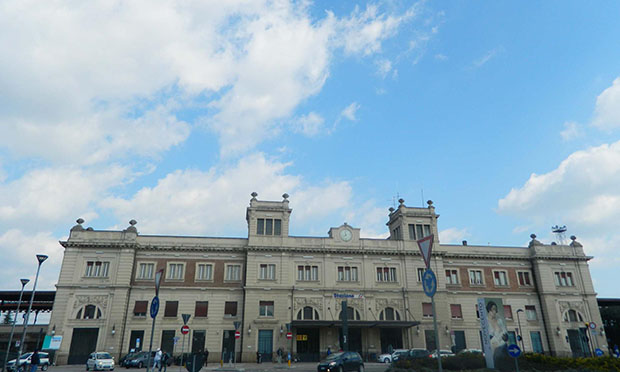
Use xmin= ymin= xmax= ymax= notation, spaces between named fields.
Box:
xmin=340 ymin=229 xmax=352 ymax=242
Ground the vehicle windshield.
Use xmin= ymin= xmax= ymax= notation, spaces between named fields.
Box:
xmin=19 ymin=353 xmax=32 ymax=359
xmin=325 ymin=352 xmax=344 ymax=361
xmin=97 ymin=353 xmax=113 ymax=359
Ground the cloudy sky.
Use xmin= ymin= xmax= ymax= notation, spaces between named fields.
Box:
xmin=1 ymin=0 xmax=620 ymax=297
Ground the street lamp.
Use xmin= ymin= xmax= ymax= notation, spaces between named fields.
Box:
xmin=2 ymin=279 xmax=30 ymax=372
xmin=16 ymin=254 xmax=48 ymax=371
xmin=516 ymin=309 xmax=525 ymax=352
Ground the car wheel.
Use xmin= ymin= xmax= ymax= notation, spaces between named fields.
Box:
xmin=41 ymin=365 xmax=49 ymax=371
xmin=137 ymin=362 xmax=143 ymax=369
xmin=359 ymin=365 xmax=365 ymax=372
xmin=384 ymin=359 xmax=390 ymax=364
xmin=338 ymin=366 xmax=343 ymax=372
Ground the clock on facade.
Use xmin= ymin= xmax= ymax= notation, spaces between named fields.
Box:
xmin=340 ymin=229 xmax=352 ymax=242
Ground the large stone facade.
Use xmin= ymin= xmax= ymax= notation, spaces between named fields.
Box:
xmin=48 ymin=194 xmax=605 ymax=364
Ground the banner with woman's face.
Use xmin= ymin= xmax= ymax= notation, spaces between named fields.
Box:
xmin=478 ymin=298 xmax=509 ymax=369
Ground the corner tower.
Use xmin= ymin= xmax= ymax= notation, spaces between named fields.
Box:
xmin=246 ymin=192 xmax=292 ymax=239
xmin=386 ymin=198 xmax=439 ymax=241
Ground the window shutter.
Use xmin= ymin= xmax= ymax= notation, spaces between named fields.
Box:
xmin=134 ymin=301 xmax=148 ymax=315
xmin=450 ymin=304 xmax=462 ymax=319
xmin=195 ymin=301 xmax=208 ymax=317
xmin=164 ymin=301 xmax=178 ymax=317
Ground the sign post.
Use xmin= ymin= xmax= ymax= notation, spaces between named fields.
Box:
xmin=179 ymin=314 xmax=191 ymax=372
xmin=146 ymin=269 xmax=164 ymax=372
xmin=508 ymin=344 xmax=521 ymax=372
xmin=341 ymin=300 xmax=349 ymax=352
xmin=419 ymin=235 xmax=441 ymax=372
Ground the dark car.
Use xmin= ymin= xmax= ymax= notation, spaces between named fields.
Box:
xmin=122 ymin=351 xmax=172 ymax=368
xmin=317 ymin=352 xmax=364 ymax=372
xmin=394 ymin=348 xmax=431 ymax=362
xmin=119 ymin=353 xmax=139 ymax=367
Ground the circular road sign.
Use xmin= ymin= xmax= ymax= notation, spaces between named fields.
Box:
xmin=286 ymin=332 xmax=292 ymax=340
xmin=507 ymin=344 xmax=522 ymax=358
xmin=181 ymin=325 xmax=190 ymax=335
xmin=150 ymin=296 xmax=160 ymax=319
xmin=422 ymin=269 xmax=437 ymax=298
xmin=595 ymin=348 xmax=604 ymax=357
xmin=235 ymin=330 xmax=241 ymax=339
xmin=589 ymin=322 xmax=597 ymax=330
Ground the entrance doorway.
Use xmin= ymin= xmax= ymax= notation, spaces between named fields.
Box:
xmin=296 ymin=328 xmax=320 ymax=362
xmin=222 ymin=330 xmax=236 ymax=363
xmin=68 ymin=328 xmax=99 ymax=364
xmin=568 ymin=329 xmax=591 ymax=357
xmin=258 ymin=330 xmax=273 ymax=362
xmin=161 ymin=330 xmax=175 ymax=354
xmin=192 ymin=330 xmax=206 ymax=354
xmin=339 ymin=328 xmax=362 ymax=354
xmin=129 ymin=330 xmax=144 ymax=352
xmin=380 ymin=329 xmax=403 ymax=353
xmin=453 ymin=331 xmax=466 ymax=353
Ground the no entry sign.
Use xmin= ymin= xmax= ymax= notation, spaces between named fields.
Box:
xmin=181 ymin=325 xmax=190 ymax=335
xmin=286 ymin=332 xmax=292 ymax=340
xmin=235 ymin=330 xmax=241 ymax=339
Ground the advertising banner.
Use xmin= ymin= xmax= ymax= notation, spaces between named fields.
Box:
xmin=478 ymin=298 xmax=510 ymax=370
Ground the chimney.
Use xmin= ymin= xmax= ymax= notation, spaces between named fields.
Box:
xmin=462 ymin=240 xmax=468 ymax=246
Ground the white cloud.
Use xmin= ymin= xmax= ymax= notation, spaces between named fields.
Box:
xmin=435 ymin=53 xmax=448 ymax=61
xmin=472 ymin=46 xmax=503 ymax=68
xmin=376 ymin=59 xmax=393 ymax=77
xmin=592 ymin=77 xmax=620 ymax=130
xmin=560 ymin=121 xmax=583 ymax=141
xmin=292 ymin=112 xmax=325 ymax=137
xmin=439 ymin=227 xmax=470 ymax=244
xmin=341 ymin=102 xmax=361 ymax=121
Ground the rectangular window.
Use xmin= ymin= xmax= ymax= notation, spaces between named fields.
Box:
xmin=377 ymin=267 xmax=397 ymax=282
xmin=393 ymin=226 xmax=402 ymax=240
xmin=493 ymin=271 xmax=508 ymax=286
xmin=256 ymin=218 xmax=282 ymax=236
xmin=445 ymin=269 xmax=459 ymax=285
xmin=450 ymin=304 xmax=463 ymax=319
xmin=416 ymin=225 xmax=424 ymax=240
xmin=518 ymin=271 xmax=532 ymax=286
xmin=164 ymin=301 xmax=178 ymax=317
xmin=504 ymin=305 xmax=513 ymax=320
xmin=422 ymin=303 xmax=433 ymax=318
xmin=530 ymin=331 xmax=544 ymax=353
xmin=224 ymin=301 xmax=237 ymax=317
xmin=337 ymin=266 xmax=358 ymax=281
xmin=259 ymin=264 xmax=276 ymax=280
xmin=138 ymin=263 xmax=154 ymax=279
xmin=507 ymin=331 xmax=517 ymax=345
xmin=423 ymin=225 xmax=431 ymax=237
xmin=469 ymin=270 xmax=484 ymax=285
xmin=407 ymin=224 xmax=432 ymax=240
xmin=417 ymin=268 xmax=425 ymax=282
xmin=408 ymin=224 xmax=416 ymax=240
xmin=133 ymin=301 xmax=148 ymax=317
xmin=525 ymin=305 xmax=537 ymax=320
xmin=195 ymin=301 xmax=208 ymax=318
xmin=554 ymin=272 xmax=574 ymax=287
xmin=259 ymin=301 xmax=274 ymax=317
xmin=167 ymin=263 xmax=184 ymax=280
xmin=196 ymin=264 xmax=213 ymax=281
xmin=85 ymin=261 xmax=109 ymax=277
xmin=297 ymin=265 xmax=319 ymax=281
xmin=225 ymin=265 xmax=241 ymax=281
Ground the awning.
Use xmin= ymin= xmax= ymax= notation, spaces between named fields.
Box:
xmin=292 ymin=320 xmax=419 ymax=329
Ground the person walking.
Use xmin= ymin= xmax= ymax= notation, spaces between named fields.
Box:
xmin=204 ymin=348 xmax=209 ymax=367
xmin=154 ymin=349 xmax=162 ymax=371
xmin=159 ymin=351 xmax=168 ymax=372
xmin=29 ymin=350 xmax=40 ymax=372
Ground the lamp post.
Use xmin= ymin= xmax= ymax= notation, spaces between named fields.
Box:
xmin=16 ymin=254 xmax=48 ymax=371
xmin=2 ymin=279 xmax=30 ymax=372
xmin=516 ymin=309 xmax=525 ymax=352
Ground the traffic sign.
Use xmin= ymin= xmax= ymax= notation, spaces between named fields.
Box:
xmin=150 ymin=296 xmax=160 ymax=318
xmin=589 ymin=322 xmax=597 ymax=330
xmin=182 ymin=313 xmax=191 ymax=325
xmin=422 ymin=269 xmax=437 ymax=297
xmin=181 ymin=325 xmax=190 ymax=335
xmin=507 ymin=344 xmax=521 ymax=358
xmin=417 ymin=234 xmax=434 ymax=269
xmin=286 ymin=332 xmax=292 ymax=340
xmin=595 ymin=348 xmax=604 ymax=357
xmin=235 ymin=330 xmax=241 ymax=339
xmin=173 ymin=337 xmax=179 ymax=345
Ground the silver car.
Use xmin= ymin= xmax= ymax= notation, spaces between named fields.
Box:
xmin=86 ymin=352 xmax=115 ymax=371
xmin=6 ymin=352 xmax=50 ymax=371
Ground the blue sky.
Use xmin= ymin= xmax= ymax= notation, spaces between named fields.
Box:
xmin=1 ymin=0 xmax=620 ymax=297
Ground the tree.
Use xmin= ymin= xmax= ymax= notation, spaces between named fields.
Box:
xmin=2 ymin=311 xmax=14 ymax=324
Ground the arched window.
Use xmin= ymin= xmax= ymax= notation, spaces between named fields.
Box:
xmin=563 ymin=309 xmax=583 ymax=322
xmin=339 ymin=306 xmax=361 ymax=320
xmin=76 ymin=304 xmax=102 ymax=319
xmin=379 ymin=307 xmax=401 ymax=321
xmin=296 ymin=306 xmax=320 ymax=320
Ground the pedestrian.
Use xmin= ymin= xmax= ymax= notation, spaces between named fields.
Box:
xmin=327 ymin=347 xmax=331 ymax=356
xmin=159 ymin=351 xmax=169 ymax=372
xmin=204 ymin=348 xmax=209 ymax=366
xmin=29 ymin=350 xmax=40 ymax=372
xmin=277 ymin=347 xmax=283 ymax=363
xmin=154 ymin=348 xmax=162 ymax=371
xmin=256 ymin=351 xmax=261 ymax=364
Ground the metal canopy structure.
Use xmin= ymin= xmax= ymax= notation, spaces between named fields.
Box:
xmin=291 ymin=320 xmax=419 ymax=328
xmin=0 ymin=290 xmax=55 ymax=312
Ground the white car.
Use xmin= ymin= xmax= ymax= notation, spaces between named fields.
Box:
xmin=6 ymin=352 xmax=50 ymax=371
xmin=430 ymin=350 xmax=455 ymax=358
xmin=86 ymin=352 xmax=115 ymax=371
xmin=377 ymin=349 xmax=408 ymax=363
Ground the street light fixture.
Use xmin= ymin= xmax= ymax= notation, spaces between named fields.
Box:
xmin=516 ymin=309 xmax=526 ymax=352
xmin=16 ymin=254 xmax=48 ymax=371
xmin=2 ymin=278 xmax=30 ymax=372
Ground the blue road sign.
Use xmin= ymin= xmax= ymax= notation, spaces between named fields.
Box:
xmin=422 ymin=269 xmax=437 ymax=297
xmin=508 ymin=344 xmax=521 ymax=358
xmin=595 ymin=348 xmax=604 ymax=357
xmin=150 ymin=296 xmax=160 ymax=319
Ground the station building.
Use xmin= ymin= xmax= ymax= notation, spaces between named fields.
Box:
xmin=48 ymin=194 xmax=604 ymax=364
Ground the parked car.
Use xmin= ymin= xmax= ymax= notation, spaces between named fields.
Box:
xmin=6 ymin=352 xmax=50 ymax=371
xmin=317 ymin=352 xmax=364 ymax=372
xmin=430 ymin=350 xmax=455 ymax=358
xmin=123 ymin=351 xmax=173 ymax=368
xmin=394 ymin=348 xmax=432 ymax=362
xmin=456 ymin=349 xmax=483 ymax=356
xmin=119 ymin=352 xmax=138 ymax=367
xmin=377 ymin=349 xmax=408 ymax=363
xmin=85 ymin=352 xmax=115 ymax=371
